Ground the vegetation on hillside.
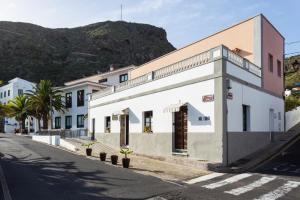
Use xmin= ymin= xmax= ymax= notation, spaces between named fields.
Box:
xmin=0 ymin=21 xmax=175 ymax=85
xmin=285 ymin=55 xmax=300 ymax=89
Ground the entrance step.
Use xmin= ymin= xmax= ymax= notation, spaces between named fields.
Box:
xmin=172 ymin=149 xmax=188 ymax=157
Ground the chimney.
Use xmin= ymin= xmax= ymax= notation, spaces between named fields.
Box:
xmin=110 ymin=64 xmax=114 ymax=71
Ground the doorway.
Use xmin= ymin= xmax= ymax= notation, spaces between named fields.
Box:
xmin=174 ymin=106 xmax=188 ymax=151
xmin=269 ymin=109 xmax=275 ymax=142
xmin=120 ymin=114 xmax=129 ymax=146
xmin=91 ymin=118 xmax=95 ymax=140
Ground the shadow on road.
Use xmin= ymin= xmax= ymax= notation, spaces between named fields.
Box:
xmin=0 ymin=153 xmax=134 ymax=200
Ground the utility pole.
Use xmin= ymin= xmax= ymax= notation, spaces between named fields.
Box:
xmin=121 ymin=4 xmax=123 ymax=21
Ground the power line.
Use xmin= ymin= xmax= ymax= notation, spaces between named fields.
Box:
xmin=286 ymin=41 xmax=300 ymax=45
xmin=285 ymin=51 xmax=300 ymax=56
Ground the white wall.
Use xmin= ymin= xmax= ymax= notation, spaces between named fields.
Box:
xmin=226 ymin=61 xmax=261 ymax=87
xmin=0 ymin=78 xmax=35 ymax=133
xmin=286 ymin=106 xmax=300 ymax=131
xmin=89 ymin=62 xmax=215 ymax=134
xmin=227 ymin=80 xmax=284 ymax=132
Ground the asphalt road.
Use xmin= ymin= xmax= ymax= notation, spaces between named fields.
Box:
xmin=157 ymin=137 xmax=300 ymax=200
xmin=0 ymin=134 xmax=179 ymax=200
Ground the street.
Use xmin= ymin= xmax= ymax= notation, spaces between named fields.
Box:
xmin=0 ymin=134 xmax=179 ymax=200
xmin=158 ymin=137 xmax=300 ymax=200
xmin=1 ymin=134 xmax=300 ymax=200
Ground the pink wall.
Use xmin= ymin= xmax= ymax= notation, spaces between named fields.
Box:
xmin=262 ymin=17 xmax=284 ymax=96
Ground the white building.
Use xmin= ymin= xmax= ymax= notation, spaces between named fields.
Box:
xmin=0 ymin=78 xmax=36 ymax=133
xmin=88 ymin=15 xmax=285 ymax=165
xmin=52 ymin=66 xmax=135 ymax=138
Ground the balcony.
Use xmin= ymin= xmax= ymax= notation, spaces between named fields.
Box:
xmin=91 ymin=45 xmax=261 ymax=100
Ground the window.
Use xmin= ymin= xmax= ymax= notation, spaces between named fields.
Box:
xmin=98 ymin=78 xmax=108 ymax=83
xmin=242 ymin=105 xmax=250 ymax=131
xmin=268 ymin=54 xmax=273 ymax=73
xmin=7 ymin=90 xmax=10 ymax=96
xmin=119 ymin=73 xmax=128 ymax=83
xmin=143 ymin=111 xmax=153 ymax=133
xmin=65 ymin=116 xmax=72 ymax=129
xmin=4 ymin=91 xmax=6 ymax=97
xmin=77 ymin=115 xmax=84 ymax=128
xmin=18 ymin=89 xmax=23 ymax=96
xmin=77 ymin=90 xmax=84 ymax=107
xmin=65 ymin=92 xmax=72 ymax=108
xmin=277 ymin=60 xmax=281 ymax=77
xmin=104 ymin=116 xmax=111 ymax=133
xmin=55 ymin=117 xmax=61 ymax=129
xmin=0 ymin=92 xmax=2 ymax=98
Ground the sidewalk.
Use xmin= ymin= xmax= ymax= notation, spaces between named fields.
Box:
xmin=212 ymin=124 xmax=300 ymax=173
xmin=61 ymin=138 xmax=209 ymax=182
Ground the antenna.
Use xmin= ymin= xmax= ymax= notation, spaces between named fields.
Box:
xmin=121 ymin=4 xmax=123 ymax=21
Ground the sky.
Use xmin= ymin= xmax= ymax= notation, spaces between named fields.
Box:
xmin=0 ymin=0 xmax=299 ymax=56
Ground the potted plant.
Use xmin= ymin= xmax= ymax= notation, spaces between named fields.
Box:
xmin=82 ymin=142 xmax=95 ymax=156
xmin=120 ymin=147 xmax=133 ymax=168
xmin=144 ymin=126 xmax=152 ymax=133
xmin=111 ymin=155 xmax=118 ymax=165
xmin=100 ymin=152 xmax=107 ymax=161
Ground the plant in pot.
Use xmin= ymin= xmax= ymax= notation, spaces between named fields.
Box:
xmin=82 ymin=142 xmax=95 ymax=156
xmin=111 ymin=155 xmax=118 ymax=165
xmin=100 ymin=152 xmax=107 ymax=161
xmin=144 ymin=126 xmax=152 ymax=133
xmin=120 ymin=147 xmax=133 ymax=168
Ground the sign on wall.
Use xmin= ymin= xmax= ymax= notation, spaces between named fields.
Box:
xmin=202 ymin=95 xmax=214 ymax=102
xmin=227 ymin=92 xmax=233 ymax=100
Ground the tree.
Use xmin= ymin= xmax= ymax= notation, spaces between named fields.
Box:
xmin=27 ymin=80 xmax=64 ymax=130
xmin=6 ymin=95 xmax=30 ymax=133
xmin=0 ymin=103 xmax=8 ymax=117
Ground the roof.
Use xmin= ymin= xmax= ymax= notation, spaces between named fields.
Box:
xmin=59 ymin=81 xmax=108 ymax=91
xmin=64 ymin=65 xmax=135 ymax=86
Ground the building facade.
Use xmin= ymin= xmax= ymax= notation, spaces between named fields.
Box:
xmin=0 ymin=78 xmax=36 ymax=133
xmin=52 ymin=66 xmax=135 ymax=138
xmin=89 ymin=14 xmax=284 ymax=165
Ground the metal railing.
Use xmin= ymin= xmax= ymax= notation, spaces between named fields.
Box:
xmin=37 ymin=129 xmax=89 ymax=139
xmin=90 ymin=45 xmax=262 ymax=100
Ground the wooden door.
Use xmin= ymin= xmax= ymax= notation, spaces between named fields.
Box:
xmin=174 ymin=106 xmax=188 ymax=150
xmin=120 ymin=115 xmax=126 ymax=146
xmin=91 ymin=118 xmax=95 ymax=140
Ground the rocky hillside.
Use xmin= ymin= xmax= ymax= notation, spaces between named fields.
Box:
xmin=285 ymin=55 xmax=300 ymax=89
xmin=0 ymin=21 xmax=175 ymax=85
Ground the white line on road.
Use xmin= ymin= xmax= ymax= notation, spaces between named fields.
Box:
xmin=254 ymin=181 xmax=300 ymax=200
xmin=225 ymin=176 xmax=277 ymax=196
xmin=0 ymin=163 xmax=12 ymax=200
xmin=184 ymin=173 xmax=225 ymax=185
xmin=202 ymin=173 xmax=252 ymax=189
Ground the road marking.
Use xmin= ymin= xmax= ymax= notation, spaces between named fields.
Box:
xmin=254 ymin=181 xmax=300 ymax=200
xmin=0 ymin=164 xmax=12 ymax=200
xmin=202 ymin=173 xmax=252 ymax=189
xmin=225 ymin=176 xmax=276 ymax=196
xmin=184 ymin=173 xmax=225 ymax=185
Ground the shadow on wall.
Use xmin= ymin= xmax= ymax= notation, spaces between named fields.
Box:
xmin=129 ymin=109 xmax=140 ymax=124
xmin=0 ymin=154 xmax=132 ymax=200
xmin=188 ymin=104 xmax=212 ymax=126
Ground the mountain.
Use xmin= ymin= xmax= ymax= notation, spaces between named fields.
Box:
xmin=285 ymin=55 xmax=300 ymax=89
xmin=0 ymin=21 xmax=175 ymax=85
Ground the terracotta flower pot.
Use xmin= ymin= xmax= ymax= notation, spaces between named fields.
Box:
xmin=122 ymin=158 xmax=130 ymax=168
xmin=86 ymin=148 xmax=92 ymax=156
xmin=111 ymin=155 xmax=118 ymax=165
xmin=100 ymin=152 xmax=107 ymax=161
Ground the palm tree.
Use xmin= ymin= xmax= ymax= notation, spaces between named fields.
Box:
xmin=27 ymin=80 xmax=64 ymax=130
xmin=6 ymin=95 xmax=30 ymax=134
